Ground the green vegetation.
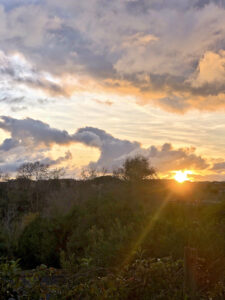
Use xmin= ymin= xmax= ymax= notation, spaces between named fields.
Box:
xmin=0 ymin=158 xmax=225 ymax=299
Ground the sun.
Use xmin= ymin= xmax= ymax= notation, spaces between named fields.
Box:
xmin=174 ymin=171 xmax=192 ymax=183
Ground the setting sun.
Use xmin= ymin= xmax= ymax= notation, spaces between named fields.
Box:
xmin=174 ymin=171 xmax=192 ymax=183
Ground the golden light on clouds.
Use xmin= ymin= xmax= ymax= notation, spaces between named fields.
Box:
xmin=0 ymin=129 xmax=10 ymax=145
xmin=50 ymin=143 xmax=100 ymax=168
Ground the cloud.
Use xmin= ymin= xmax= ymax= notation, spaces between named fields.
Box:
xmin=93 ymin=99 xmax=113 ymax=106
xmin=40 ymin=150 xmax=73 ymax=166
xmin=10 ymin=106 xmax=27 ymax=112
xmin=0 ymin=116 xmax=219 ymax=179
xmin=73 ymin=127 xmax=140 ymax=169
xmin=190 ymin=51 xmax=225 ymax=87
xmin=112 ymin=143 xmax=209 ymax=173
xmin=0 ymin=151 xmax=72 ymax=173
xmin=0 ymin=138 xmax=19 ymax=151
xmin=0 ymin=4 xmax=61 ymax=47
xmin=0 ymin=50 xmax=69 ymax=97
xmin=0 ymin=116 xmax=73 ymax=148
xmin=0 ymin=1 xmax=225 ymax=112
xmin=211 ymin=161 xmax=225 ymax=171
xmin=0 ymin=116 xmax=140 ymax=170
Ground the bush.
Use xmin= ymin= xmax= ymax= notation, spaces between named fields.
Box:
xmin=61 ymin=194 xmax=145 ymax=270
xmin=66 ymin=257 xmax=184 ymax=300
xmin=18 ymin=217 xmax=63 ymax=268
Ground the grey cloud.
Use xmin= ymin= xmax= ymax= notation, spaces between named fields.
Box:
xmin=0 ymin=116 xmax=222 ymax=177
xmin=195 ymin=0 xmax=225 ymax=8
xmin=0 ymin=116 xmax=141 ymax=173
xmin=0 ymin=138 xmax=19 ymax=151
xmin=126 ymin=0 xmax=224 ymax=11
xmin=0 ymin=148 xmax=72 ymax=173
xmin=114 ymin=143 xmax=209 ymax=173
xmin=40 ymin=150 xmax=73 ymax=166
xmin=147 ymin=144 xmax=209 ymax=172
xmin=0 ymin=151 xmax=71 ymax=173
xmin=211 ymin=162 xmax=225 ymax=171
xmin=0 ymin=96 xmax=25 ymax=104
xmin=0 ymin=160 xmax=26 ymax=173
xmin=0 ymin=94 xmax=55 ymax=112
xmin=0 ymin=117 xmax=140 ymax=167
xmin=73 ymin=127 xmax=140 ymax=169
xmin=0 ymin=1 xmax=225 ymax=111
xmin=11 ymin=106 xmax=27 ymax=112
xmin=0 ymin=51 xmax=68 ymax=96
xmin=0 ymin=116 xmax=72 ymax=148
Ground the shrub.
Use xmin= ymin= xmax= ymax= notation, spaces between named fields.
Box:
xmin=18 ymin=217 xmax=62 ymax=268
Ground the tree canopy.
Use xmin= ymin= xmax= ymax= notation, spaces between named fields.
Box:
xmin=115 ymin=155 xmax=157 ymax=182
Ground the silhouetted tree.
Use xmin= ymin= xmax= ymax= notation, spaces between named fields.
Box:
xmin=0 ymin=170 xmax=10 ymax=182
xmin=114 ymin=155 xmax=156 ymax=182
xmin=81 ymin=167 xmax=97 ymax=180
xmin=17 ymin=162 xmax=49 ymax=181
xmin=48 ymin=168 xmax=65 ymax=180
xmin=80 ymin=167 xmax=107 ymax=180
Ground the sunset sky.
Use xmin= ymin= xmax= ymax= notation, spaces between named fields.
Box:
xmin=1 ymin=0 xmax=225 ymax=180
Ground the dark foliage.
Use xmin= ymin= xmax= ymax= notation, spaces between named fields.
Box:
xmin=0 ymin=175 xmax=225 ymax=298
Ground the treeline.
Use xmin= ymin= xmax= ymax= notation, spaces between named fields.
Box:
xmin=0 ymin=161 xmax=65 ymax=182
xmin=0 ymin=156 xmax=225 ymax=299
xmin=0 ymin=154 xmax=158 ymax=181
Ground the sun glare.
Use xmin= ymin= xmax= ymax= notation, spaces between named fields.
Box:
xmin=174 ymin=170 xmax=192 ymax=183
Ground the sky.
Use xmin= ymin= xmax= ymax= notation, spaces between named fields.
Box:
xmin=0 ymin=0 xmax=225 ymax=180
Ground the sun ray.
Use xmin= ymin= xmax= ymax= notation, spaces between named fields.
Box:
xmin=121 ymin=192 xmax=173 ymax=269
